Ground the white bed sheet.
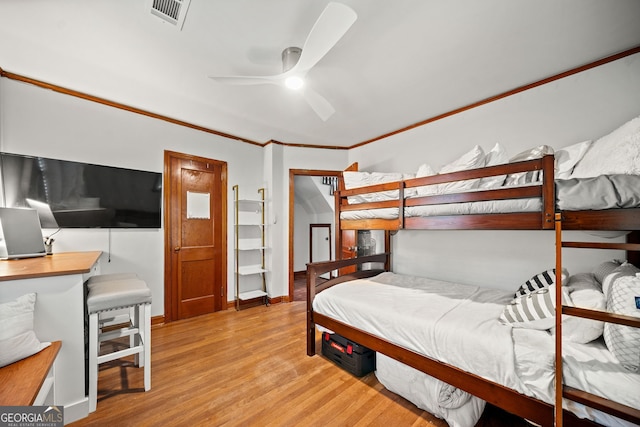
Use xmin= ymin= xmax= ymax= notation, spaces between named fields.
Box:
xmin=405 ymin=197 xmax=541 ymax=217
xmin=339 ymin=198 xmax=541 ymax=220
xmin=340 ymin=207 xmax=399 ymax=220
xmin=313 ymin=272 xmax=540 ymax=398
xmin=562 ymin=337 xmax=640 ymax=427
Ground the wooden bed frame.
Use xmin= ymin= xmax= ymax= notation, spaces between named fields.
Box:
xmin=308 ymin=155 xmax=640 ymax=426
xmin=336 ymin=155 xmax=556 ymax=233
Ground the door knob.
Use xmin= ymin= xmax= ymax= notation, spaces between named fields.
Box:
xmin=174 ymin=246 xmax=181 ymax=252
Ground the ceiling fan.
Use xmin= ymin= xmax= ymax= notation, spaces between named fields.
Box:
xmin=209 ymin=2 xmax=357 ymax=121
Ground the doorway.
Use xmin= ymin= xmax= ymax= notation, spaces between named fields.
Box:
xmin=310 ymin=223 xmax=332 ymax=279
xmin=288 ymin=169 xmax=341 ymax=302
xmin=164 ymin=150 xmax=227 ymax=322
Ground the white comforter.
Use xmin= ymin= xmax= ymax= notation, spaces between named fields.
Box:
xmin=313 ymin=272 xmax=543 ymax=399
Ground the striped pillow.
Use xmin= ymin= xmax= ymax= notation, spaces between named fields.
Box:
xmin=514 ymin=269 xmax=568 ymax=298
xmin=500 ymin=285 xmax=569 ymax=330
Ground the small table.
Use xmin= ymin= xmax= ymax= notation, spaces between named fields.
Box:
xmin=0 ymin=251 xmax=101 ymax=423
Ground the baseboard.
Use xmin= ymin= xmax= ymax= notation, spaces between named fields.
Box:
xmin=62 ymin=397 xmax=89 ymax=425
xmin=225 ymin=295 xmax=283 ymax=310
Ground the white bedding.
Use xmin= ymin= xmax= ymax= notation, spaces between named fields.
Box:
xmin=339 ymin=198 xmax=540 ymax=221
xmin=562 ymin=338 xmax=640 ymax=427
xmin=314 ymin=272 xmax=640 ymax=427
xmin=376 ymin=353 xmax=486 ymax=427
xmin=313 ymin=272 xmax=539 ymax=397
xmin=339 ymin=175 xmax=640 ymax=221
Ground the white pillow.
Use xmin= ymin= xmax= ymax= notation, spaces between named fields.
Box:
xmin=0 ymin=293 xmax=50 ymax=367
xmin=436 ymin=145 xmax=486 ymax=194
xmin=571 ymin=115 xmax=640 ymax=178
xmin=479 ymin=143 xmax=509 ymax=189
xmin=592 ymin=259 xmax=623 ymax=285
xmin=561 ymin=273 xmax=606 ymax=343
xmin=414 ymin=163 xmax=437 ymax=196
xmin=554 ymin=140 xmax=592 ymax=179
xmin=602 ymin=262 xmax=640 ymax=297
xmin=504 ymin=145 xmax=554 ymax=186
xmin=603 ymin=274 xmax=640 ymax=372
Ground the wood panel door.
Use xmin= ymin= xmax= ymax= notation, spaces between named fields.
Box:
xmin=164 ymin=151 xmax=227 ymax=321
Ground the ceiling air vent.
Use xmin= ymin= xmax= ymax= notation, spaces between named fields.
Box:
xmin=150 ymin=0 xmax=191 ymax=30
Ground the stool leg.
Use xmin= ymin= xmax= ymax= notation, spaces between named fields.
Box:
xmin=133 ymin=305 xmax=142 ymax=368
xmin=129 ymin=306 xmax=136 ymax=352
xmin=143 ymin=303 xmax=151 ymax=391
xmin=88 ymin=312 xmax=99 ymax=413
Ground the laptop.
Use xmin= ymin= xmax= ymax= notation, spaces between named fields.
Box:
xmin=0 ymin=207 xmax=47 ymax=260
xmin=26 ymin=198 xmax=60 ymax=229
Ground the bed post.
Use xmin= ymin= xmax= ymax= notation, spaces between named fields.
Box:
xmin=542 ymin=154 xmax=555 ymax=229
xmin=628 ymin=231 xmax=640 ymax=266
xmin=554 ymin=212 xmax=564 ymax=427
xmin=384 ymin=231 xmax=391 ymax=271
xmin=306 ymin=263 xmax=317 ymax=356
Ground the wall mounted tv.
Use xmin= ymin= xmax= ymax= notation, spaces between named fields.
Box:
xmin=0 ymin=152 xmax=162 ymax=228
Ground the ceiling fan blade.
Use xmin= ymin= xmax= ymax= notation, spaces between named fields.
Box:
xmin=303 ymin=87 xmax=335 ymax=121
xmin=293 ymin=2 xmax=357 ymax=74
xmin=208 ymin=75 xmax=283 ymax=86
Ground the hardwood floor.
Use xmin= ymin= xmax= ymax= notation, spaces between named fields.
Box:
xmin=70 ymin=300 xmax=531 ymax=427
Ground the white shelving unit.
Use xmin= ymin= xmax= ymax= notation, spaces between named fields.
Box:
xmin=233 ymin=185 xmax=268 ymax=310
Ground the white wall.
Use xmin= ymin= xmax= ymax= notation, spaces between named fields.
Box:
xmin=269 ymin=146 xmax=349 ymax=298
xmin=348 ymin=53 xmax=640 ymax=291
xmin=3 ymin=52 xmax=638 ymax=307
xmin=0 ymin=78 xmax=265 ymax=316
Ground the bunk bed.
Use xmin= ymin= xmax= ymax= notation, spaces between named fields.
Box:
xmin=307 ymin=117 xmax=640 ymax=426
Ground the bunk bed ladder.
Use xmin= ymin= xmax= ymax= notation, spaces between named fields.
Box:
xmin=555 ymin=213 xmax=640 ymax=427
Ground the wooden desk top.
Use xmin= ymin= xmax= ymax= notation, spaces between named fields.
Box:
xmin=0 ymin=251 xmax=101 ymax=281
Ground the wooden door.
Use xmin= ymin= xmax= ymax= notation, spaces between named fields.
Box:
xmin=164 ymin=151 xmax=227 ymax=321
xmin=310 ymin=223 xmax=332 ymax=279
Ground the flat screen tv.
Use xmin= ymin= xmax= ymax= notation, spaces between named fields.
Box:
xmin=0 ymin=152 xmax=162 ymax=228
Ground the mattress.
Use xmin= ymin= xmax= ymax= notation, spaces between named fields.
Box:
xmin=313 ymin=272 xmax=640 ymax=426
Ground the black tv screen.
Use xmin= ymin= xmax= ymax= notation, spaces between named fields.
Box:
xmin=0 ymin=152 xmax=162 ymax=228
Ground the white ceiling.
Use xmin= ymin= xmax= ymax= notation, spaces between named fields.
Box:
xmin=1 ymin=0 xmax=639 ymax=148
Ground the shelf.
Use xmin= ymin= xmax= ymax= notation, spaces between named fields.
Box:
xmin=237 ymin=265 xmax=267 ymax=275
xmin=238 ymin=240 xmax=267 ymax=250
xmin=237 ymin=199 xmax=264 ymax=204
xmin=234 ymin=185 xmax=268 ymax=311
xmin=238 ymin=289 xmax=268 ymax=301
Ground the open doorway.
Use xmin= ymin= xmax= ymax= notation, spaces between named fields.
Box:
xmin=288 ymin=169 xmax=341 ymax=302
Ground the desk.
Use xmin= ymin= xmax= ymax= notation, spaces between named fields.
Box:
xmin=0 ymin=251 xmax=101 ymax=424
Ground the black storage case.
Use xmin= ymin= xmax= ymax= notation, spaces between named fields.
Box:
xmin=321 ymin=332 xmax=375 ymax=376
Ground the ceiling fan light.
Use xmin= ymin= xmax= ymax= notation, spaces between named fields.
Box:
xmin=285 ymin=76 xmax=304 ymax=90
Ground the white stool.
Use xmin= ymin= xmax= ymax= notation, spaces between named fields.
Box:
xmin=86 ymin=274 xmax=152 ymax=413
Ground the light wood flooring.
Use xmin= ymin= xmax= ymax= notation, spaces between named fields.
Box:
xmin=70 ymin=300 xmax=530 ymax=427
